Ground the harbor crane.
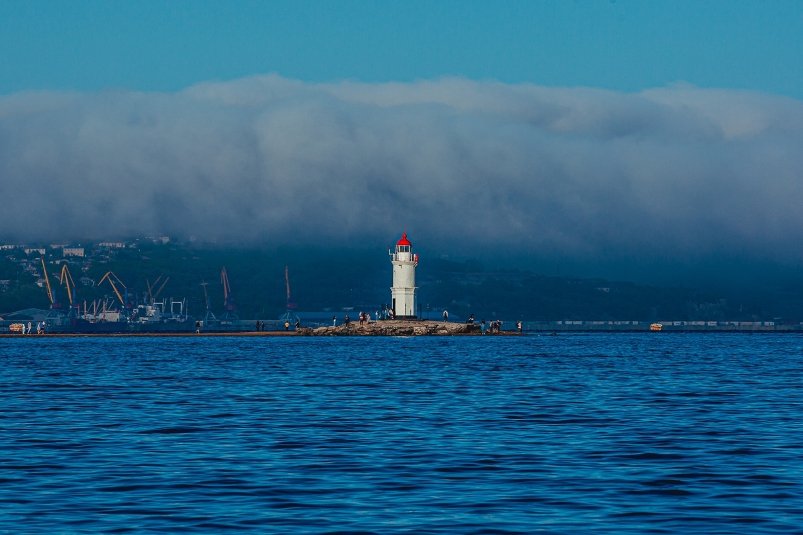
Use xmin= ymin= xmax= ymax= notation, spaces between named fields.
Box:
xmin=279 ymin=265 xmax=300 ymax=326
xmin=285 ymin=265 xmax=296 ymax=310
xmin=40 ymin=257 xmax=55 ymax=307
xmin=200 ymin=280 xmax=217 ymax=323
xmin=146 ymin=275 xmax=170 ymax=302
xmin=59 ymin=263 xmax=77 ymax=308
xmin=220 ymin=267 xmax=237 ymax=320
xmin=98 ymin=271 xmax=127 ymax=307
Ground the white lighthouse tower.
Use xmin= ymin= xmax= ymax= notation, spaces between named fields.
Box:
xmin=389 ymin=232 xmax=418 ymax=319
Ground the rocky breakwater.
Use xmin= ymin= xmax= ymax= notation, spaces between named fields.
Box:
xmin=298 ymin=320 xmax=481 ymax=336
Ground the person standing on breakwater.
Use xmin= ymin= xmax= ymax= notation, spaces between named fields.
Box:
xmin=332 ymin=315 xmax=337 ymax=326
xmin=443 ymin=310 xmax=449 ymax=322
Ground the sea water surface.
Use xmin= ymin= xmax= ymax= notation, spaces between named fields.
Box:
xmin=1 ymin=333 xmax=802 ymax=533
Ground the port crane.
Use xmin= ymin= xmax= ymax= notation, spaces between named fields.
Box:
xmin=57 ymin=263 xmax=81 ymax=317
xmin=200 ymin=280 xmax=217 ymax=323
xmin=98 ymin=271 xmax=127 ymax=307
xmin=220 ymin=267 xmax=237 ymax=320
xmin=40 ymin=257 xmax=55 ymax=308
xmin=59 ymin=263 xmax=77 ymax=307
xmin=146 ymin=275 xmax=170 ymax=302
xmin=279 ymin=265 xmax=300 ymax=326
xmin=285 ymin=265 xmax=296 ymax=310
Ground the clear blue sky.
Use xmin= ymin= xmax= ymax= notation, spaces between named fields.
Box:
xmin=1 ymin=0 xmax=802 ymax=97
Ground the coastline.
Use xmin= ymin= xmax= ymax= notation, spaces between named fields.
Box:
xmin=0 ymin=320 xmax=506 ymax=337
xmin=298 ymin=319 xmax=487 ymax=336
xmin=4 ymin=320 xmax=802 ymax=337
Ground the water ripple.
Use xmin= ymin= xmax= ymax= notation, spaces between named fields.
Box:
xmin=1 ymin=333 xmax=803 ymax=532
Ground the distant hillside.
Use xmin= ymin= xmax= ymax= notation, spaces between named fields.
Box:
xmin=1 ymin=240 xmax=801 ymax=321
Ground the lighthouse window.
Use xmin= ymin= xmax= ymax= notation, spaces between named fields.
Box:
xmin=399 ymin=246 xmax=410 ymax=252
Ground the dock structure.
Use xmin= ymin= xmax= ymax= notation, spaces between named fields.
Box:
xmin=0 ymin=331 xmax=298 ymax=338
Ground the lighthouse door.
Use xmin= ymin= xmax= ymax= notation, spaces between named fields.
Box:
xmin=392 ymin=298 xmax=396 ymax=316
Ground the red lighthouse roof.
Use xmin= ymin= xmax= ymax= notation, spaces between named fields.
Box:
xmin=396 ymin=232 xmax=411 ymax=246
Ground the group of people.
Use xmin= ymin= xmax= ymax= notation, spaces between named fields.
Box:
xmin=334 ymin=311 xmax=373 ymax=327
xmin=377 ymin=305 xmax=395 ymax=320
xmin=465 ymin=314 xmax=524 ymax=334
xmin=480 ymin=319 xmax=503 ymax=334
xmin=326 ymin=309 xmax=524 ymax=334
xmin=13 ymin=321 xmax=46 ymax=335
xmin=332 ymin=310 xmax=388 ymax=327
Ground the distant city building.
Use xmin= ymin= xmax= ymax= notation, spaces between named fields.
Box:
xmin=24 ymin=248 xmax=46 ymax=255
xmin=63 ymin=247 xmax=85 ymax=258
xmin=0 ymin=244 xmax=18 ymax=250
xmin=98 ymin=241 xmax=126 ymax=249
xmin=146 ymin=235 xmax=171 ymax=245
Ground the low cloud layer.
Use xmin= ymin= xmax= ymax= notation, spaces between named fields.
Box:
xmin=2 ymin=75 xmax=802 ymax=269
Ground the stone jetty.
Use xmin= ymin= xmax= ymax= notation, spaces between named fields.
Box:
xmin=298 ymin=320 xmax=482 ymax=336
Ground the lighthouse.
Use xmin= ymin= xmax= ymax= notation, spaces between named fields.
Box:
xmin=389 ymin=232 xmax=418 ymax=319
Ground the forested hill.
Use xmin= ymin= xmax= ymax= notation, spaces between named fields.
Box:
xmin=1 ymin=240 xmax=801 ymax=321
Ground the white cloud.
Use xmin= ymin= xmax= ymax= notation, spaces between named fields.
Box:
xmin=1 ymin=75 xmax=802 ymax=267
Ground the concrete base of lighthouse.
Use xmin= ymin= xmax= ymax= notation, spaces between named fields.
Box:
xmin=391 ymin=287 xmax=417 ymax=319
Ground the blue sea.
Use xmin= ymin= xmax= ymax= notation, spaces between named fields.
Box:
xmin=2 ymin=333 xmax=802 ymax=533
